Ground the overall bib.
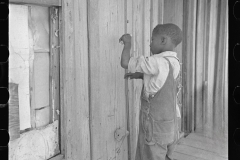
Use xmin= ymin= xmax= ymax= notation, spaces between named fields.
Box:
xmin=135 ymin=57 xmax=178 ymax=160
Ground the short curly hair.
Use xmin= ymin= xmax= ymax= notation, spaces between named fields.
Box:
xmin=153 ymin=23 xmax=183 ymax=46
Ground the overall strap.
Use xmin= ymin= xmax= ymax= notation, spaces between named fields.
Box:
xmin=163 ymin=56 xmax=179 ymax=141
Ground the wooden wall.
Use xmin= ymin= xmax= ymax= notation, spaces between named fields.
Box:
xmin=61 ymin=0 xmax=184 ymax=160
xmin=126 ymin=1 xmax=183 ymax=159
xmin=183 ymin=0 xmax=228 ymax=139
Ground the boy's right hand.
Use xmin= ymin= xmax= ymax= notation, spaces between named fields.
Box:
xmin=119 ymin=34 xmax=132 ymax=45
xmin=124 ymin=72 xmax=143 ymax=79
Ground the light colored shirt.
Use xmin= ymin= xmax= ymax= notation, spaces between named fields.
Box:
xmin=128 ymin=51 xmax=181 ymax=118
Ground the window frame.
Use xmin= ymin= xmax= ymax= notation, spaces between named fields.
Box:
xmin=9 ymin=1 xmax=65 ymax=159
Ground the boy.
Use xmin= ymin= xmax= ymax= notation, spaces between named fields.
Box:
xmin=119 ymin=23 xmax=182 ymax=160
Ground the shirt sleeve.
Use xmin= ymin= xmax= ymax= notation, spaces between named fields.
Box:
xmin=128 ymin=56 xmax=159 ymax=75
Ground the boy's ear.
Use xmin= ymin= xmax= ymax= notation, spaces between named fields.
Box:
xmin=160 ymin=36 xmax=167 ymax=45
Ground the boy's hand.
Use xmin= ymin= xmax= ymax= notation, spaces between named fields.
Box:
xmin=124 ymin=72 xmax=143 ymax=79
xmin=119 ymin=34 xmax=132 ymax=45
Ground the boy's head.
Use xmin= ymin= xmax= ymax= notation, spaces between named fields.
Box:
xmin=150 ymin=23 xmax=182 ymax=54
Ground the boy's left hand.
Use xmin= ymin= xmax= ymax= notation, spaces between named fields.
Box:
xmin=124 ymin=72 xmax=143 ymax=79
xmin=119 ymin=34 xmax=132 ymax=45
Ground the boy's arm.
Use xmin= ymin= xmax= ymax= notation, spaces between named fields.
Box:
xmin=121 ymin=43 xmax=131 ymax=69
xmin=120 ymin=34 xmax=132 ymax=69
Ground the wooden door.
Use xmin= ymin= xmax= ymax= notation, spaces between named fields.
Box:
xmin=88 ymin=0 xmax=184 ymax=159
xmin=88 ymin=0 xmax=128 ymax=160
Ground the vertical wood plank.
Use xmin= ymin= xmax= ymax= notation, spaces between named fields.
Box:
xmin=61 ymin=0 xmax=90 ymax=159
xmin=151 ymin=0 xmax=158 ymax=32
xmin=126 ymin=0 xmax=133 ymax=159
xmin=50 ymin=7 xmax=60 ymax=123
xmin=213 ymin=0 xmax=228 ymax=139
xmin=182 ymin=0 xmax=197 ymax=133
xmin=223 ymin=3 xmax=228 ymax=138
xmin=131 ymin=0 xmax=144 ymax=159
xmin=158 ymin=0 xmax=164 ymax=24
xmin=73 ymin=1 xmax=91 ymax=159
xmin=202 ymin=0 xmax=210 ymax=136
xmin=195 ymin=0 xmax=205 ymax=132
xmin=143 ymin=0 xmax=151 ymax=57
xmin=87 ymin=0 xmax=100 ymax=158
xmin=205 ymin=0 xmax=218 ymax=138
xmin=58 ymin=5 xmax=65 ymax=155
xmin=88 ymin=0 xmax=127 ymax=159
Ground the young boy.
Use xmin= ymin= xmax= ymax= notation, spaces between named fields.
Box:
xmin=120 ymin=23 xmax=182 ymax=160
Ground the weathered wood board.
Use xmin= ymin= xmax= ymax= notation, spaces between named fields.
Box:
xmin=88 ymin=0 xmax=128 ymax=159
xmin=181 ymin=0 xmax=228 ymax=141
xmin=61 ymin=0 xmax=91 ymax=159
xmin=195 ymin=0 xmax=205 ymax=132
xmin=182 ymin=0 xmax=197 ymax=133
xmin=127 ymin=0 xmax=144 ymax=159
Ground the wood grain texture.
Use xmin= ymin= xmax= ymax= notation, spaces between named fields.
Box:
xmin=126 ymin=0 xmax=133 ymax=159
xmin=151 ymin=0 xmax=158 ymax=31
xmin=61 ymin=0 xmax=91 ymax=159
xmin=223 ymin=4 xmax=228 ymax=138
xmin=88 ymin=0 xmax=128 ymax=159
xmin=212 ymin=0 xmax=228 ymax=139
xmin=182 ymin=0 xmax=197 ymax=134
xmin=129 ymin=0 xmax=144 ymax=159
xmin=158 ymin=0 xmax=164 ymax=24
xmin=9 ymin=83 xmax=20 ymax=141
xmin=195 ymin=0 xmax=205 ymax=132
xmin=205 ymin=0 xmax=218 ymax=138
xmin=143 ymin=0 xmax=151 ymax=57
xmin=202 ymin=0 xmax=211 ymax=136
xmin=50 ymin=7 xmax=60 ymax=123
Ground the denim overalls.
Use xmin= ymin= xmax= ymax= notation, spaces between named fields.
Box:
xmin=135 ymin=57 xmax=178 ymax=160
